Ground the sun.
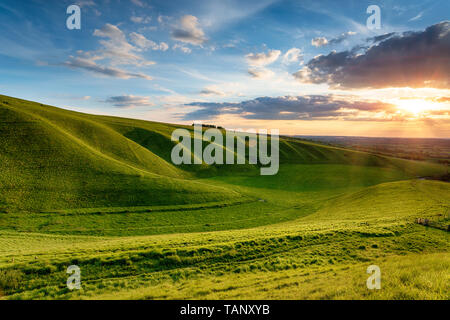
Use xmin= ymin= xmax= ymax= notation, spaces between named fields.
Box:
xmin=395 ymin=99 xmax=435 ymax=115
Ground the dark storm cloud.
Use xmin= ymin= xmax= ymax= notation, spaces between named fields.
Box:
xmin=184 ymin=95 xmax=396 ymax=120
xmin=294 ymin=21 xmax=450 ymax=89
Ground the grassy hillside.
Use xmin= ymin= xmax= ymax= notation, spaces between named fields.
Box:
xmin=0 ymin=95 xmax=448 ymax=300
xmin=0 ymin=179 xmax=448 ymax=300
xmin=1 ymin=95 xmax=445 ymax=212
xmin=0 ymin=95 xmax=243 ymax=212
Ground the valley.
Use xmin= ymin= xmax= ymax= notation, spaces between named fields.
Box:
xmin=0 ymin=95 xmax=448 ymax=300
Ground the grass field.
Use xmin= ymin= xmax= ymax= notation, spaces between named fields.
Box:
xmin=0 ymin=95 xmax=449 ymax=300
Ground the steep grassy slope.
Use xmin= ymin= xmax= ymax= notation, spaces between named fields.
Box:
xmin=0 ymin=96 xmax=242 ymax=211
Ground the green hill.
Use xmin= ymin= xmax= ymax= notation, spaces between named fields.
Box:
xmin=0 ymin=94 xmax=448 ymax=300
xmin=0 ymin=94 xmax=445 ymax=212
xmin=0 ymin=95 xmax=243 ymax=212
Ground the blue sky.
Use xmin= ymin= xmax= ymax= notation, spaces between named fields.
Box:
xmin=0 ymin=0 xmax=449 ymax=137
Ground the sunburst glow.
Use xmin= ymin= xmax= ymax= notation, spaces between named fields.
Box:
xmin=395 ymin=99 xmax=437 ymax=115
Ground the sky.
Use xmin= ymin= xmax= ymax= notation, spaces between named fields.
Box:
xmin=0 ymin=0 xmax=449 ymax=137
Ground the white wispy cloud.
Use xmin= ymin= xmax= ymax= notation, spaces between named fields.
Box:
xmin=311 ymin=31 xmax=356 ymax=47
xmin=200 ymin=85 xmax=226 ymax=96
xmin=247 ymin=68 xmax=274 ymax=79
xmin=62 ymin=24 xmax=155 ymax=79
xmin=130 ymin=0 xmax=146 ymax=8
xmin=129 ymin=32 xmax=168 ymax=51
xmin=409 ymin=12 xmax=424 ymax=21
xmin=131 ymin=16 xmax=151 ymax=24
xmin=171 ymin=15 xmax=207 ymax=45
xmin=245 ymin=49 xmax=280 ymax=80
xmin=63 ymin=56 xmax=152 ymax=80
xmin=282 ymin=48 xmax=303 ymax=65
xmin=173 ymin=43 xmax=192 ymax=54
xmin=75 ymin=0 xmax=96 ymax=7
xmin=311 ymin=37 xmax=328 ymax=47
xmin=246 ymin=50 xmax=281 ymax=67
xmin=92 ymin=24 xmax=155 ymax=66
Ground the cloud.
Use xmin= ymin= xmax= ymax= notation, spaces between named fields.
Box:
xmin=245 ymin=50 xmax=280 ymax=79
xmin=129 ymin=32 xmax=168 ymax=51
xmin=295 ymin=21 xmax=450 ymax=89
xmin=366 ymin=32 xmax=396 ymax=43
xmin=329 ymin=31 xmax=356 ymax=45
xmin=62 ymin=24 xmax=156 ymax=79
xmin=75 ymin=1 xmax=100 ymax=16
xmin=173 ymin=43 xmax=192 ymax=54
xmin=105 ymin=95 xmax=153 ymax=108
xmin=157 ymin=15 xmax=171 ymax=26
xmin=76 ymin=0 xmax=96 ymax=7
xmin=409 ymin=12 xmax=423 ymax=21
xmin=198 ymin=0 xmax=277 ymax=31
xmin=246 ymin=50 xmax=281 ymax=67
xmin=93 ymin=23 xmax=123 ymax=39
xmin=311 ymin=31 xmax=356 ymax=47
xmin=92 ymin=24 xmax=155 ymax=66
xmin=63 ymin=56 xmax=152 ymax=80
xmin=75 ymin=95 xmax=91 ymax=100
xmin=131 ymin=16 xmax=151 ymax=24
xmin=435 ymin=96 xmax=450 ymax=103
xmin=129 ymin=32 xmax=153 ymax=48
xmin=183 ymin=95 xmax=397 ymax=120
xmin=311 ymin=37 xmax=328 ymax=47
xmin=198 ymin=82 xmax=246 ymax=97
xmin=247 ymin=68 xmax=274 ymax=79
xmin=130 ymin=0 xmax=145 ymax=7
xmin=200 ymin=85 xmax=226 ymax=96
xmin=172 ymin=15 xmax=207 ymax=45
xmin=282 ymin=48 xmax=303 ymax=65
xmin=159 ymin=42 xmax=169 ymax=51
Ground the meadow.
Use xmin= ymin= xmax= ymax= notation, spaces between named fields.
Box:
xmin=0 ymin=95 xmax=448 ymax=299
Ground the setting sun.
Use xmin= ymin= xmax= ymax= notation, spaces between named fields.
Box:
xmin=395 ymin=99 xmax=437 ymax=115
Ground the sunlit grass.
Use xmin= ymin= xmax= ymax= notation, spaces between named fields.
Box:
xmin=0 ymin=95 xmax=448 ymax=300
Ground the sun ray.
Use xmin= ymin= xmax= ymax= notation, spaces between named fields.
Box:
xmin=394 ymin=99 xmax=444 ymax=116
